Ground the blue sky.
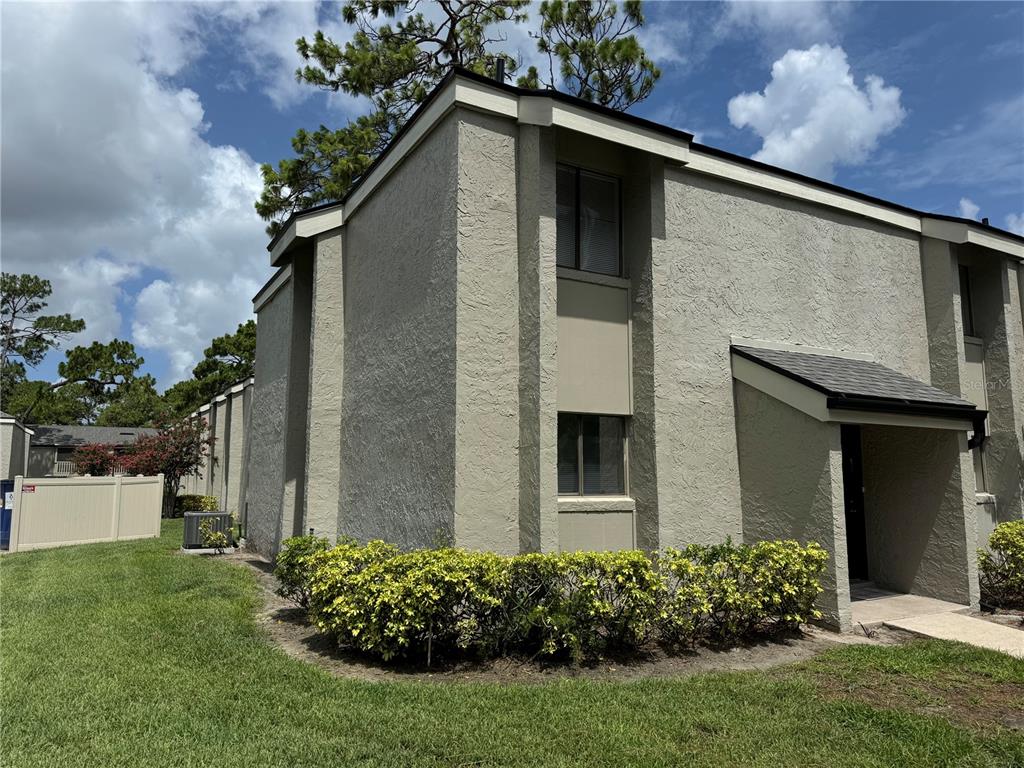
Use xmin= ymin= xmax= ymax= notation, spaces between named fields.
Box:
xmin=2 ymin=1 xmax=1022 ymax=390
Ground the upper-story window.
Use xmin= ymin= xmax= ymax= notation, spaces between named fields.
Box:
xmin=556 ymin=164 xmax=621 ymax=276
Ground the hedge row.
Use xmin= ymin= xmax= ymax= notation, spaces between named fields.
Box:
xmin=174 ymin=494 xmax=219 ymax=515
xmin=979 ymin=520 xmax=1024 ymax=609
xmin=276 ymin=536 xmax=828 ymax=663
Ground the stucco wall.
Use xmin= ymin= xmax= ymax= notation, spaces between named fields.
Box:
xmin=453 ymin=109 xmax=520 ymax=553
xmin=245 ymin=277 xmax=294 ymax=555
xmin=224 ymin=387 xmax=247 ymax=516
xmin=656 ymin=169 xmax=929 ymax=548
xmin=1 ymin=422 xmax=29 ymax=480
xmin=339 ymin=111 xmax=459 ymax=549
xmin=861 ymin=425 xmax=978 ymax=607
xmin=734 ymin=381 xmax=849 ymax=629
xmin=210 ymin=396 xmax=228 ymax=501
xmin=969 ymin=252 xmax=1024 ymax=522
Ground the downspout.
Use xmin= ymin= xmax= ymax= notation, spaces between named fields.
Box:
xmin=967 ymin=413 xmax=987 ymax=450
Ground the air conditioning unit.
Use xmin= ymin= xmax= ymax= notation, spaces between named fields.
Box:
xmin=183 ymin=511 xmax=234 ymax=549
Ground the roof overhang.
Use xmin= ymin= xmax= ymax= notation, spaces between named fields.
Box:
xmin=267 ymin=71 xmax=693 ymax=267
xmin=731 ymin=348 xmax=983 ymax=432
xmin=0 ymin=416 xmax=34 ymax=435
xmin=921 ymin=217 xmax=1024 ymax=260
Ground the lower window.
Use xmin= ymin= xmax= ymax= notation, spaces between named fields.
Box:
xmin=557 ymin=413 xmax=626 ymax=495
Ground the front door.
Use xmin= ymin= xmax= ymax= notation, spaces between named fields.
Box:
xmin=841 ymin=425 xmax=869 ymax=581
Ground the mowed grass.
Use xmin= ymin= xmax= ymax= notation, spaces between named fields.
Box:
xmin=2 ymin=521 xmax=1022 ymax=768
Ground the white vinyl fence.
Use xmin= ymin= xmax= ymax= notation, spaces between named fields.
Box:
xmin=6 ymin=474 xmax=164 ymax=553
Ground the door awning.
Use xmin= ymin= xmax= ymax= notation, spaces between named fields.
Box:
xmin=731 ymin=344 xmax=986 ymax=432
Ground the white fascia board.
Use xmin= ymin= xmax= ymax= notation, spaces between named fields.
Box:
xmin=967 ymin=228 xmax=1024 ymax=259
xmin=731 ymin=353 xmax=830 ymax=421
xmin=253 ymin=263 xmax=292 ymax=312
xmin=515 ymin=97 xmax=689 ymax=164
xmin=827 ymin=408 xmax=974 ymax=431
xmin=270 ymin=207 xmax=344 ymax=267
xmin=345 ymin=80 xmax=459 ymax=218
xmin=921 ymin=217 xmax=1024 ymax=259
xmin=0 ymin=418 xmax=34 ymax=434
xmin=687 ymin=149 xmax=922 ymax=234
xmin=454 ymin=78 xmax=518 ymax=118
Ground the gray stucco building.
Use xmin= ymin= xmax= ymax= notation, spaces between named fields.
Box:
xmin=244 ymin=69 xmax=1024 ymax=630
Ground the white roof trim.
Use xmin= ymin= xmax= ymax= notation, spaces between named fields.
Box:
xmin=253 ymin=263 xmax=292 ymax=312
xmin=732 ymin=353 xmax=973 ymax=431
xmin=267 ymin=72 xmax=1023 ymax=266
xmin=921 ymin=217 xmax=1024 ymax=259
xmin=686 ymin=149 xmax=922 ymax=233
xmin=0 ymin=417 xmax=34 ymax=434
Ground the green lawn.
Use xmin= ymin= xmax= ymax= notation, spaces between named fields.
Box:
xmin=2 ymin=521 xmax=1022 ymax=768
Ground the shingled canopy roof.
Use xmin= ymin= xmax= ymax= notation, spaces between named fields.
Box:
xmin=731 ymin=345 xmax=980 ymax=419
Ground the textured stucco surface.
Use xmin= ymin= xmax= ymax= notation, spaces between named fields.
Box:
xmin=454 ymin=110 xmax=520 ymax=553
xmin=245 ymin=278 xmax=293 ymax=555
xmin=27 ymin=446 xmax=55 ymax=477
xmin=656 ymin=169 xmax=928 ymax=548
xmin=210 ymin=397 xmax=228 ymax=502
xmin=224 ymin=388 xmax=247 ymax=516
xmin=516 ymin=124 xmax=559 ymax=553
xmin=735 ymin=381 xmax=849 ymax=629
xmin=921 ymin=238 xmax=969 ymax=398
xmin=305 ymin=230 xmax=345 ymax=541
xmin=1 ymin=422 xmax=28 ymax=480
xmin=282 ymin=254 xmax=313 ymax=543
xmin=861 ymin=425 xmax=978 ymax=607
xmin=340 ymin=111 xmax=458 ymax=549
xmin=969 ymin=253 xmax=1024 ymax=523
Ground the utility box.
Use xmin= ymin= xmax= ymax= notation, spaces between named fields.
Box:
xmin=183 ymin=511 xmax=234 ymax=549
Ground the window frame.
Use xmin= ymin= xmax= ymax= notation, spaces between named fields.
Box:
xmin=556 ymin=163 xmax=623 ymax=278
xmin=557 ymin=412 xmax=629 ymax=497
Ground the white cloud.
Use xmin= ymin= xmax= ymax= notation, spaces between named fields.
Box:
xmin=727 ymin=44 xmax=905 ymax=179
xmin=1006 ymin=213 xmax=1024 ymax=236
xmin=958 ymin=198 xmax=981 ymax=221
xmin=215 ymin=1 xmax=360 ymax=113
xmin=1 ymin=2 xmax=268 ymax=385
xmin=718 ymin=1 xmax=850 ymax=53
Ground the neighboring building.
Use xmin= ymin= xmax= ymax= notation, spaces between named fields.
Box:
xmin=0 ymin=412 xmax=33 ymax=480
xmin=27 ymin=425 xmax=157 ymax=477
xmin=179 ymin=377 xmax=254 ymax=518
xmin=244 ymin=68 xmax=1024 ymax=630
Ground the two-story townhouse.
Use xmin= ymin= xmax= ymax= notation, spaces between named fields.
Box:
xmin=243 ymin=68 xmax=1024 ymax=630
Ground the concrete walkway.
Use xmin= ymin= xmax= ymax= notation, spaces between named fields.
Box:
xmin=886 ymin=613 xmax=1024 ymax=659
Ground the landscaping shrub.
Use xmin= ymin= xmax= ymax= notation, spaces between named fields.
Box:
xmin=199 ymin=518 xmax=230 ymax=553
xmin=279 ymin=535 xmax=829 ymax=665
xmin=174 ymin=494 xmax=219 ymax=515
xmin=979 ymin=520 xmax=1024 ymax=609
xmin=274 ymin=535 xmax=331 ymax=607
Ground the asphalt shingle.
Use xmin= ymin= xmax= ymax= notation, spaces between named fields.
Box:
xmin=732 ymin=345 xmax=977 ymax=409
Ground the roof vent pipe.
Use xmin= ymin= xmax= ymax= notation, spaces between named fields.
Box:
xmin=494 ymin=58 xmax=505 ymax=83
xmin=982 ymin=217 xmax=990 ymax=225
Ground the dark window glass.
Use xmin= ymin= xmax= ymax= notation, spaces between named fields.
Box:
xmin=555 ymin=165 xmax=620 ymax=276
xmin=959 ymin=265 xmax=975 ymax=336
xmin=581 ymin=415 xmax=625 ymax=494
xmin=578 ymin=171 xmax=620 ymax=275
xmin=558 ymin=413 xmax=625 ymax=495
xmin=557 ymin=413 xmax=580 ymax=494
xmin=556 ymin=166 xmax=577 ymax=268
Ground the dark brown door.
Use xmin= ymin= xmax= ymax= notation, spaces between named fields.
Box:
xmin=841 ymin=425 xmax=869 ymax=581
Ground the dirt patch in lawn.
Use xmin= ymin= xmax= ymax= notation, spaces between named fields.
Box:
xmin=805 ymin=662 xmax=1024 ymax=732
xmin=224 ymin=548 xmax=859 ymax=684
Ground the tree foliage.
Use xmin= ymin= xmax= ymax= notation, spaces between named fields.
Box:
xmin=258 ymin=0 xmax=660 ymax=233
xmin=124 ymin=417 xmax=213 ymax=511
xmin=258 ymin=0 xmax=529 ymax=234
xmin=1 ymin=272 xmax=86 ymax=371
xmin=71 ymin=443 xmax=121 ymax=476
xmin=517 ymin=0 xmax=660 ymax=109
xmin=162 ymin=320 xmax=256 ymax=418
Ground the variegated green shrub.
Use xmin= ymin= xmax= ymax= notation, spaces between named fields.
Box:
xmin=278 ymin=534 xmax=829 ymax=664
xmin=274 ymin=534 xmax=331 ymax=607
xmin=979 ymin=520 xmax=1024 ymax=609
